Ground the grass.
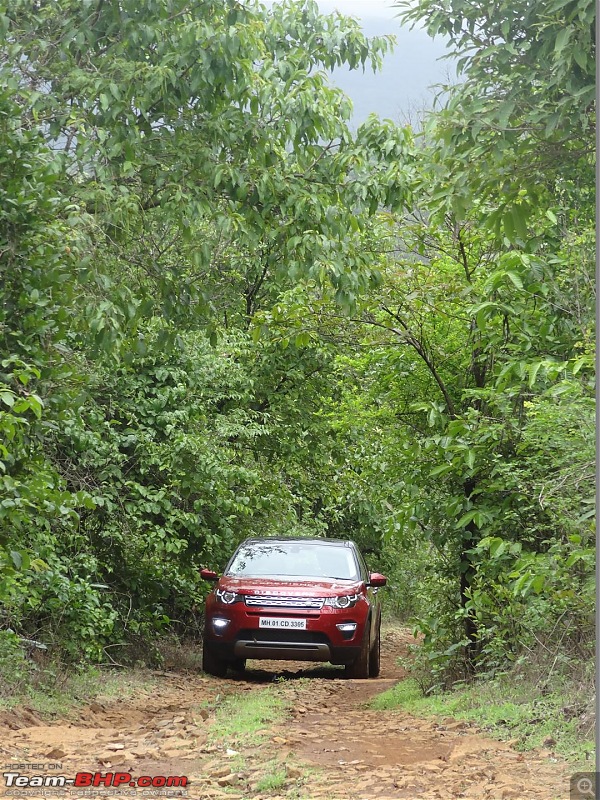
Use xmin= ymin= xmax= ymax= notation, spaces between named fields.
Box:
xmin=0 ymin=669 xmax=96 ymax=716
xmin=0 ymin=658 xmax=159 ymax=718
xmin=93 ymin=669 xmax=159 ymax=698
xmin=207 ymin=686 xmax=290 ymax=746
xmin=200 ymin=689 xmax=310 ymax=798
xmin=0 ymin=630 xmax=203 ymax=720
xmin=371 ymin=675 xmax=594 ymax=768
xmin=254 ymin=767 xmax=288 ymax=792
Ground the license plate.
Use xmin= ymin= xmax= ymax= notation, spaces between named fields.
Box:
xmin=259 ymin=617 xmax=307 ymax=630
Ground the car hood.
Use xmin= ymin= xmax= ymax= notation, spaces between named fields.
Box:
xmin=218 ymin=576 xmax=363 ymax=597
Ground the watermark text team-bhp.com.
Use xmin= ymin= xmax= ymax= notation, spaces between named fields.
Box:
xmin=4 ymin=765 xmax=595 ymax=798
xmin=2 ymin=766 xmax=188 ymax=796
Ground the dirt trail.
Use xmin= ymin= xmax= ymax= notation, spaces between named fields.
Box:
xmin=0 ymin=629 xmax=570 ymax=800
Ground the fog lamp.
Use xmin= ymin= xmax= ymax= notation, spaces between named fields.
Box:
xmin=212 ymin=617 xmax=230 ymax=634
xmin=336 ymin=623 xmax=358 ymax=633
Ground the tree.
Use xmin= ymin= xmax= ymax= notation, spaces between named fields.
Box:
xmin=6 ymin=0 xmax=413 ymax=330
xmin=0 ymin=0 xmax=416 ymax=662
xmin=395 ymin=0 xmax=595 ymax=235
xmin=0 ymin=82 xmax=110 ymax=658
xmin=271 ymin=153 xmax=594 ymax=679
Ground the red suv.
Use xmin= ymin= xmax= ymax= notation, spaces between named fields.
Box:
xmin=200 ymin=537 xmax=387 ymax=678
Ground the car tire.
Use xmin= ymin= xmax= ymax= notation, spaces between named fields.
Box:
xmin=369 ymin=617 xmax=381 ymax=678
xmin=202 ymin=640 xmax=228 ymax=677
xmin=345 ymin=625 xmax=370 ymax=679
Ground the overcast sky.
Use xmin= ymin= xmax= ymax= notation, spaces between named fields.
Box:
xmin=316 ymin=0 xmax=401 ymax=17
xmin=317 ymin=0 xmax=451 ymax=124
xmin=263 ymin=0 xmax=451 ymax=123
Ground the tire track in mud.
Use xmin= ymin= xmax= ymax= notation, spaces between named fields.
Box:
xmin=0 ymin=628 xmax=570 ymax=800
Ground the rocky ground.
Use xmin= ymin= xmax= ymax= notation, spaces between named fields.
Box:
xmin=0 ymin=628 xmax=571 ymax=799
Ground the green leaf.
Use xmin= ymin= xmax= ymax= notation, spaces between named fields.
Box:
xmin=554 ymin=28 xmax=571 ymax=55
xmin=294 ymin=332 xmax=311 ymax=348
xmin=455 ymin=510 xmax=477 ymax=529
xmin=527 ymin=361 xmax=543 ymax=388
xmin=430 ymin=463 xmax=453 ymax=477
xmin=0 ymin=391 xmax=15 ymax=408
xmin=251 ymin=325 xmax=262 ymax=343
xmin=489 ymin=538 xmax=506 ymax=558
xmin=505 ymin=271 xmax=523 ymax=290
xmin=530 ymin=574 xmax=545 ymax=594
xmin=502 ymin=210 xmax=515 ymax=240
xmin=510 ymin=206 xmax=528 ymax=240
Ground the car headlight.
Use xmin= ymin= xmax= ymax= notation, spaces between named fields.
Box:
xmin=216 ymin=589 xmax=243 ymax=605
xmin=324 ymin=594 xmax=360 ymax=609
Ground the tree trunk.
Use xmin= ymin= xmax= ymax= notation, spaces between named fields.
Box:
xmin=460 ymin=480 xmax=479 ymax=668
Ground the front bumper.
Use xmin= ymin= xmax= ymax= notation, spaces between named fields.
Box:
xmin=204 ymin=596 xmax=368 ymax=665
xmin=209 ymin=636 xmax=361 ymax=664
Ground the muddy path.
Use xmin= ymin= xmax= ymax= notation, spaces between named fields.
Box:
xmin=1 ymin=628 xmax=570 ymax=799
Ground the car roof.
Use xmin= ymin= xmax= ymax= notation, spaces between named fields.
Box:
xmin=239 ymin=537 xmax=356 ymax=548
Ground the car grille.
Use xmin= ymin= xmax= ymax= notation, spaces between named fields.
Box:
xmin=244 ymin=595 xmax=324 ymax=610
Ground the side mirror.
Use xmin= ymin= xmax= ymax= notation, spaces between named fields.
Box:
xmin=200 ymin=568 xmax=219 ymax=582
xmin=369 ymin=572 xmax=387 ymax=588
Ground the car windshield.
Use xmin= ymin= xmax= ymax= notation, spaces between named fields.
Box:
xmin=226 ymin=541 xmax=360 ymax=581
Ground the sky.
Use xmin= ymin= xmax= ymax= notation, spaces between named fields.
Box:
xmin=262 ymin=0 xmax=403 ymax=15
xmin=260 ymin=0 xmax=452 ymax=124
xmin=314 ymin=0 xmax=453 ymax=125
xmin=316 ymin=0 xmax=402 ymax=17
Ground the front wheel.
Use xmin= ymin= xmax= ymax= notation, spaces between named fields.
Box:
xmin=369 ymin=618 xmax=381 ymax=678
xmin=202 ymin=640 xmax=228 ymax=677
xmin=345 ymin=626 xmax=370 ymax=679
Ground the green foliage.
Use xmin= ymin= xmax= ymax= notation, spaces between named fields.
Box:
xmin=371 ymin=676 xmax=594 ymax=765
xmin=0 ymin=0 xmax=415 ymax=663
xmin=209 ymin=687 xmax=289 ymax=745
xmin=309 ymin=135 xmax=594 ymax=685
xmin=398 ymin=0 xmax=595 ymax=137
xmin=5 ymin=0 xmax=412 ymax=322
xmin=396 ymin=0 xmax=594 ymax=236
xmin=0 ymin=0 xmax=593 ymax=698
xmin=466 ymin=532 xmax=594 ymax=673
xmin=337 ymin=0 xmax=597 ymax=687
xmin=0 ymin=631 xmax=35 ymax=692
xmin=254 ymin=769 xmax=288 ymax=793
xmin=0 ymin=85 xmax=103 ymax=657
